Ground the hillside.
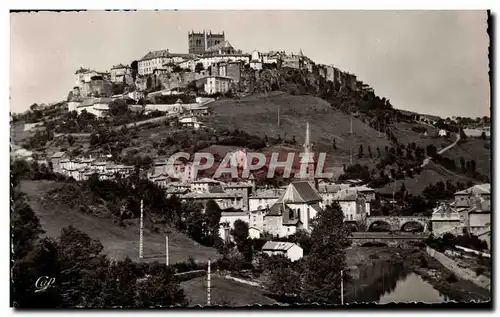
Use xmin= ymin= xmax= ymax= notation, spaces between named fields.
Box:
xmin=20 ymin=180 xmax=218 ymax=264
xmin=442 ymin=138 xmax=491 ymax=177
xmin=376 ymin=161 xmax=478 ymax=196
xmin=204 ymin=92 xmax=391 ymax=168
xmin=180 ymin=276 xmax=277 ymax=307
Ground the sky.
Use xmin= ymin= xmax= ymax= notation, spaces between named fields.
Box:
xmin=10 ymin=10 xmax=490 ymax=117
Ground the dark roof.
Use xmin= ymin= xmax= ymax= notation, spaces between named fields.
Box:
xmin=208 ymin=186 xmax=225 ymax=194
xmin=111 ymin=64 xmax=131 ymax=69
xmin=266 ymin=203 xmax=290 ymax=216
xmin=262 ymin=241 xmax=298 ymax=251
xmin=206 ymin=40 xmax=234 ymax=52
xmin=276 ymin=181 xmax=322 ymax=204
xmin=141 ymin=50 xmax=169 ymax=61
xmin=141 ymin=50 xmax=196 ymax=61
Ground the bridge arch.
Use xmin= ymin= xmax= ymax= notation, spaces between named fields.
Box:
xmin=401 ymin=220 xmax=425 ymax=232
xmin=368 ymin=220 xmax=392 ymax=232
xmin=345 ymin=221 xmax=359 ymax=232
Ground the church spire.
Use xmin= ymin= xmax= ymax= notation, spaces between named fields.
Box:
xmin=303 ymin=121 xmax=312 ymax=154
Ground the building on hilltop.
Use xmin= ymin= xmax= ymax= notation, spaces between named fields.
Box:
xmin=74 ymin=67 xmax=110 ymax=97
xmin=110 ymin=64 xmax=133 ymax=84
xmin=138 ymin=49 xmax=195 ymax=76
xmin=188 ymin=30 xmax=225 ymax=55
xmin=203 ymin=40 xmax=240 ymax=56
xmin=211 ymin=60 xmax=243 ymax=83
xmin=203 ymin=76 xmax=233 ymax=95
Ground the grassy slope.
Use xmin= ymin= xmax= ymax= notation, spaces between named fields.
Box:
xmin=377 ymin=161 xmax=479 ymax=196
xmin=20 ymin=180 xmax=218 ymax=264
xmin=442 ymin=138 xmax=491 ymax=177
xmin=180 ymin=275 xmax=277 ymax=307
xmin=204 ymin=92 xmax=392 ymax=167
xmin=391 ymin=121 xmax=446 ymax=148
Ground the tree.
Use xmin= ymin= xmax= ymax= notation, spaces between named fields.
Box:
xmin=195 ymin=63 xmax=204 ymax=73
xmin=426 ymin=144 xmax=437 ymax=158
xmin=301 ymin=202 xmax=351 ymax=304
xmin=134 ymin=266 xmax=187 ymax=307
xmin=108 ymin=99 xmax=129 ymax=117
xmin=67 ymin=135 xmax=75 ymax=147
xmin=400 ymin=182 xmax=407 ymax=200
xmin=11 ymin=199 xmax=45 ymax=260
xmin=265 ymin=255 xmax=302 ymax=297
xmin=333 ymin=138 xmax=337 ymax=150
xmin=230 ymin=220 xmax=253 ymax=262
xmin=205 ymin=200 xmax=222 ymax=246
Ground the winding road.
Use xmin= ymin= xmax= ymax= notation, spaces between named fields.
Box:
xmin=420 ymin=133 xmax=461 ymax=168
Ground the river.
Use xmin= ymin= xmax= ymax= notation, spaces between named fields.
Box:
xmin=378 ymin=272 xmax=448 ymax=304
xmin=346 ymin=260 xmax=449 ymax=304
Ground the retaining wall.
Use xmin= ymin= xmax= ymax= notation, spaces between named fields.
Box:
xmin=426 ymin=246 xmax=490 ymax=290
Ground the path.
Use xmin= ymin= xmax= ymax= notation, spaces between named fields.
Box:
xmin=421 ymin=133 xmax=461 ymax=168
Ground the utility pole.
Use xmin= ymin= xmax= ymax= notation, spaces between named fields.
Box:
xmin=350 ymin=147 xmax=353 ymax=165
xmin=340 ymin=270 xmax=344 ymax=305
xmin=350 ymin=115 xmax=353 ymax=135
xmin=393 ymin=180 xmax=396 ymax=203
xmin=278 ymin=105 xmax=280 ymax=127
xmin=139 ymin=199 xmax=144 ymax=260
xmin=207 ymin=259 xmax=211 ymax=306
xmin=165 ymin=235 xmax=169 ymax=266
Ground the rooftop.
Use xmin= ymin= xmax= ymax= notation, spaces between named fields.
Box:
xmin=455 ymin=184 xmax=490 ymax=196
xmin=276 ymin=181 xmax=322 ymax=204
xmin=205 ymin=40 xmax=234 ymax=52
xmin=262 ymin=241 xmax=299 ymax=251
xmin=141 ymin=50 xmax=196 ymax=61
xmin=180 ymin=192 xmax=243 ymax=199
xmin=50 ymin=151 xmax=67 ymax=159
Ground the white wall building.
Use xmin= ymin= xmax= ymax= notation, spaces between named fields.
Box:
xmin=204 ymin=76 xmax=232 ymax=94
xmin=219 ymin=211 xmax=250 ymax=242
xmin=262 ymin=241 xmax=303 ymax=262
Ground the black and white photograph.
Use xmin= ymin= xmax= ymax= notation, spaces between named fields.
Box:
xmin=9 ymin=9 xmax=492 ymax=309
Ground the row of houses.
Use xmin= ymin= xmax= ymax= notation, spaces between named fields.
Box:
xmin=431 ymin=183 xmax=491 ymax=249
xmin=49 ymin=152 xmax=135 ymax=181
xmin=218 ymin=180 xmax=375 ymax=242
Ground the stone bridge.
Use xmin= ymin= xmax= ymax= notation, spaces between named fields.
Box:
xmin=350 ymin=232 xmax=430 ymax=247
xmin=366 ymin=216 xmax=430 ymax=232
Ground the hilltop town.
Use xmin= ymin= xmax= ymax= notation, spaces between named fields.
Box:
xmin=11 ymin=29 xmax=491 ymax=307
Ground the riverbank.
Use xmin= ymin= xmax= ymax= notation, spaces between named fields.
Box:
xmin=345 ymin=246 xmax=490 ymax=303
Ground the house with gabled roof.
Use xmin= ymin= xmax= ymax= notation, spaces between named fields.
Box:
xmin=262 ymin=241 xmax=303 ymax=262
xmin=49 ymin=151 xmax=69 ymax=174
xmin=263 ymin=181 xmax=322 ymax=237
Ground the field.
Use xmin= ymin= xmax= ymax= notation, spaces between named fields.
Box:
xmin=390 ymin=121 xmax=445 ymax=148
xmin=204 ymin=92 xmax=392 ymax=167
xmin=377 ymin=161 xmax=478 ymax=196
xmin=20 ymin=180 xmax=218 ymax=264
xmin=180 ymin=275 xmax=277 ymax=307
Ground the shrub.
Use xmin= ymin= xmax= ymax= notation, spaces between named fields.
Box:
xmin=369 ymin=253 xmax=380 ymax=260
xmin=446 ymin=273 xmax=458 ymax=283
xmin=475 ymin=267 xmax=485 ymax=276
xmin=420 ymin=255 xmax=428 ymax=268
